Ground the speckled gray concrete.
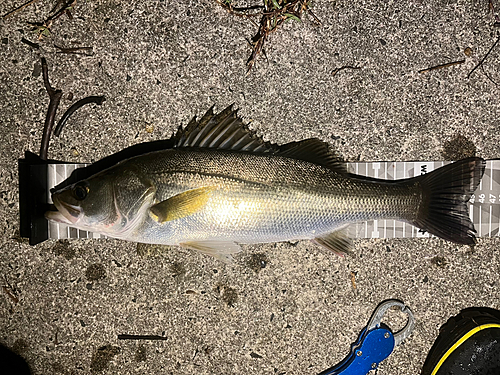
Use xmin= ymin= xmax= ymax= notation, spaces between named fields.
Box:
xmin=1 ymin=1 xmax=499 ymax=374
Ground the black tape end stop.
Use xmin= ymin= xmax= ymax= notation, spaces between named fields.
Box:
xmin=18 ymin=151 xmax=50 ymax=246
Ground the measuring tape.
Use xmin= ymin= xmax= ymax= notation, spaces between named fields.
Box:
xmin=347 ymin=160 xmax=500 ymax=240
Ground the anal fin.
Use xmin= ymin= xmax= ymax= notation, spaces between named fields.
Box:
xmin=313 ymin=227 xmax=352 ymax=257
xmin=180 ymin=241 xmax=242 ymax=263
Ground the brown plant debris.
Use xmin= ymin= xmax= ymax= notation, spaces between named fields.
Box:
xmin=350 ymin=271 xmax=357 ymax=290
xmin=2 ymin=0 xmax=40 ymax=19
xmin=21 ymin=37 xmax=40 ymax=49
xmin=54 ymin=95 xmax=105 ymax=137
xmin=54 ymin=44 xmax=93 ymax=56
xmin=40 ymin=57 xmax=63 ymax=160
xmin=418 ymin=60 xmax=465 ymax=74
xmin=117 ymin=334 xmax=168 ymax=340
xmin=2 ymin=277 xmax=19 ymax=304
xmin=216 ymin=0 xmax=319 ymax=72
xmin=467 ymin=35 xmax=500 ymax=79
xmin=489 ymin=0 xmax=500 ymax=27
xmin=29 ymin=0 xmax=76 ymax=40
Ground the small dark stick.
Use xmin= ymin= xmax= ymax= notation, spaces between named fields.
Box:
xmin=54 ymin=44 xmax=93 ymax=55
xmin=54 ymin=96 xmax=106 ymax=137
xmin=418 ymin=60 xmax=465 ymax=74
xmin=332 ymin=66 xmax=361 ymax=77
xmin=117 ymin=334 xmax=168 ymax=340
xmin=2 ymin=0 xmax=39 ymax=19
xmin=20 ymin=38 xmax=40 ymax=49
xmin=1 ymin=285 xmax=19 ymax=304
xmin=47 ymin=0 xmax=76 ymax=24
xmin=467 ymin=35 xmax=500 ymax=79
xmin=39 ymin=57 xmax=63 ymax=160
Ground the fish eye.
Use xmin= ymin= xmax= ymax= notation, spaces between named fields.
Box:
xmin=72 ymin=183 xmax=89 ymax=201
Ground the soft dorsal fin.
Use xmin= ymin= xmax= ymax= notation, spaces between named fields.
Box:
xmin=278 ymin=138 xmax=346 ymax=173
xmin=173 ymin=106 xmax=345 ymax=173
xmin=173 ymin=105 xmax=278 ymax=153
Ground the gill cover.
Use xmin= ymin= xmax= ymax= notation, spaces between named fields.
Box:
xmin=49 ymin=165 xmax=156 ymax=236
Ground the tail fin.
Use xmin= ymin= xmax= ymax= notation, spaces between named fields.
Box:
xmin=412 ymin=157 xmax=486 ymax=245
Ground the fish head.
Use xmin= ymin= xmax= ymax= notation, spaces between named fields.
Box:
xmin=46 ymin=166 xmax=156 ymax=238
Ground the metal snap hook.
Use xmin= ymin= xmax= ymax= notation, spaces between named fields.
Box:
xmin=366 ymin=299 xmax=415 ymax=347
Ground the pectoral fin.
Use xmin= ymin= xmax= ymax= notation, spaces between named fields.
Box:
xmin=180 ymin=241 xmax=242 ymax=263
xmin=313 ymin=226 xmax=352 ymax=257
xmin=150 ymin=186 xmax=215 ymax=223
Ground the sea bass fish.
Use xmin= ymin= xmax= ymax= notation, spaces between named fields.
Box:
xmin=46 ymin=106 xmax=486 ymax=261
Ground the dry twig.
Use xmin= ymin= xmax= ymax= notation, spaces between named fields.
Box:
xmin=216 ymin=0 xmax=317 ymax=72
xmin=2 ymin=0 xmax=39 ymax=19
xmin=467 ymin=35 xmax=500 ymax=79
xmin=21 ymin=37 xmax=40 ymax=49
xmin=30 ymin=0 xmax=76 ymax=40
xmin=118 ymin=335 xmax=169 ymax=340
xmin=54 ymin=96 xmax=105 ymax=137
xmin=54 ymin=44 xmax=93 ymax=56
xmin=418 ymin=60 xmax=465 ymax=74
xmin=39 ymin=57 xmax=63 ymax=160
xmin=481 ymin=65 xmax=499 ymax=86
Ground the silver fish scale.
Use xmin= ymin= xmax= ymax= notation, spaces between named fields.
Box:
xmin=117 ymin=148 xmax=420 ymax=245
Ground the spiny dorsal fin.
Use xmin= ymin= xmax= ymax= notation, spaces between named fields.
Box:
xmin=278 ymin=139 xmax=347 ymax=173
xmin=173 ymin=106 xmax=345 ymax=173
xmin=173 ymin=105 xmax=278 ymax=153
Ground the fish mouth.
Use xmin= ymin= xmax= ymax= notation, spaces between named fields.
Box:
xmin=45 ymin=195 xmax=81 ymax=225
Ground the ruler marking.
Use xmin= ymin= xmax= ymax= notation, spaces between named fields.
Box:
xmin=65 ymin=164 xmax=70 ymax=238
xmin=491 ymin=163 xmax=494 ymax=191
xmin=489 ymin=205 xmax=492 ymax=238
xmin=479 ymin=206 xmax=482 ymax=237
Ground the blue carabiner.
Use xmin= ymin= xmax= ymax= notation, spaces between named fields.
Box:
xmin=318 ymin=326 xmax=395 ymax=375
